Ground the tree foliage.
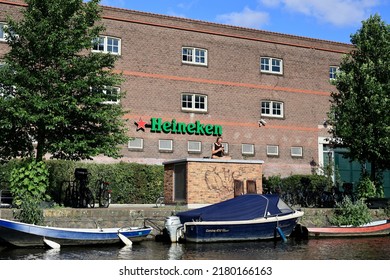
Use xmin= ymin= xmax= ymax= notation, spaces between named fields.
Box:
xmin=0 ymin=0 xmax=129 ymax=162
xmin=328 ymin=14 xmax=390 ymax=180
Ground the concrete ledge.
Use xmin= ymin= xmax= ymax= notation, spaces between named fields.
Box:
xmin=1 ymin=206 xmax=388 ymax=233
xmin=163 ymin=157 xmax=264 ymax=165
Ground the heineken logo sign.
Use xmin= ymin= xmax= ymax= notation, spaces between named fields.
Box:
xmin=135 ymin=117 xmax=222 ymax=136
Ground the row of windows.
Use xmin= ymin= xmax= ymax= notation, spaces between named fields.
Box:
xmin=0 ymin=23 xmax=122 ymax=55
xmin=0 ymin=61 xmax=120 ymax=103
xmin=183 ymin=46 xmax=284 ymax=74
xmin=181 ymin=47 xmax=338 ymax=80
xmin=182 ymin=92 xmax=283 ymax=118
xmin=128 ymin=138 xmax=303 ymax=157
xmin=1 ymin=23 xmax=340 ymax=79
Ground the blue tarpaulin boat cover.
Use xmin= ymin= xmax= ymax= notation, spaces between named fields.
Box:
xmin=177 ymin=194 xmax=294 ymax=223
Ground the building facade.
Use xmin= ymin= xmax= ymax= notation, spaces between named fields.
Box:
xmin=0 ymin=1 xmax=355 ymax=179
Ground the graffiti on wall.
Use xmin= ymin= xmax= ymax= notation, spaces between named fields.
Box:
xmin=204 ymin=166 xmax=243 ymax=200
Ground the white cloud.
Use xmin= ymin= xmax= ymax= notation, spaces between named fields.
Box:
xmin=259 ymin=0 xmax=380 ymax=26
xmin=216 ymin=7 xmax=269 ymax=29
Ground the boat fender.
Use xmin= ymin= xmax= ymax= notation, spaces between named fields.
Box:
xmin=276 ymin=227 xmax=287 ymax=242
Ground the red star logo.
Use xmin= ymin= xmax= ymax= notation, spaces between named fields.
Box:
xmin=135 ymin=118 xmax=147 ymax=131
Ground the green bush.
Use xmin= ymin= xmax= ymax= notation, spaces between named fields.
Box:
xmin=1 ymin=159 xmax=164 ymax=205
xmin=280 ymin=174 xmax=328 ymax=192
xmin=329 ymin=196 xmax=372 ymax=226
xmin=262 ymin=175 xmax=282 ymax=192
xmin=9 ymin=160 xmax=49 ymax=224
xmin=356 ymin=175 xmax=381 ymax=200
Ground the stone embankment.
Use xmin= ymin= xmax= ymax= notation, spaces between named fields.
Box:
xmin=1 ymin=205 xmax=388 ymax=237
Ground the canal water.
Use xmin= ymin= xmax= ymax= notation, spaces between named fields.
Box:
xmin=1 ymin=236 xmax=389 ymax=260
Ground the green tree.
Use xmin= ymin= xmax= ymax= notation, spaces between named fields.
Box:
xmin=328 ymin=14 xmax=390 ymax=184
xmin=0 ymin=0 xmax=129 ymax=162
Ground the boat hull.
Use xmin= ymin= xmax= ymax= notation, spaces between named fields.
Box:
xmin=0 ymin=218 xmax=152 ymax=247
xmin=183 ymin=212 xmax=303 ymax=243
xmin=307 ymin=220 xmax=390 ymax=238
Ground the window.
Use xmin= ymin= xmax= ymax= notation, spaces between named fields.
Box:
xmin=242 ymin=144 xmax=255 ymax=155
xmin=159 ymin=139 xmax=173 ymax=152
xmin=0 ymin=23 xmax=6 ymax=41
xmin=0 ymin=23 xmax=16 ymax=42
xmin=261 ymin=100 xmax=284 ymax=118
xmin=102 ymin=86 xmax=120 ymax=104
xmin=128 ymin=138 xmax=143 ymax=150
xmin=188 ymin=141 xmax=201 ymax=153
xmin=181 ymin=93 xmax=207 ymax=112
xmin=92 ymin=36 xmax=121 ymax=55
xmin=0 ymin=84 xmax=15 ymax=99
xmin=329 ymin=66 xmax=338 ymax=80
xmin=222 ymin=142 xmax=229 ymax=154
xmin=182 ymin=47 xmax=207 ymax=66
xmin=260 ymin=57 xmax=283 ymax=74
xmin=267 ymin=145 xmax=279 ymax=156
xmin=91 ymin=86 xmax=120 ymax=104
xmin=291 ymin=146 xmax=303 ymax=157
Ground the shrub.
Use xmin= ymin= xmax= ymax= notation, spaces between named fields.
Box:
xmin=43 ymin=160 xmax=163 ymax=205
xmin=357 ymin=175 xmax=383 ymax=200
xmin=329 ymin=196 xmax=372 ymax=226
xmin=9 ymin=160 xmax=49 ymax=224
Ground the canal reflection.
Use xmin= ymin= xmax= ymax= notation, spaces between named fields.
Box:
xmin=1 ymin=236 xmax=389 ymax=260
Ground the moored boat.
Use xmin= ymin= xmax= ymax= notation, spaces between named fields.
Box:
xmin=307 ymin=219 xmax=390 ymax=238
xmin=0 ymin=218 xmax=152 ymax=248
xmin=164 ymin=194 xmax=304 ymax=243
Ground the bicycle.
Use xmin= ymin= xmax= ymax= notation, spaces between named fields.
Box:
xmin=63 ymin=168 xmax=95 ymax=208
xmin=155 ymin=192 xmax=164 ymax=208
xmin=96 ymin=178 xmax=111 ymax=208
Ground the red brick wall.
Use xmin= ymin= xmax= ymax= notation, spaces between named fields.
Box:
xmin=0 ymin=1 xmax=354 ymax=178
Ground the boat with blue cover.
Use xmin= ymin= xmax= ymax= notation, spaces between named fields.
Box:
xmin=164 ymin=194 xmax=304 ymax=243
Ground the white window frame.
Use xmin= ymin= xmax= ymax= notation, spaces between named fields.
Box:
xmin=102 ymin=86 xmax=120 ymax=104
xmin=182 ymin=47 xmax=208 ymax=66
xmin=159 ymin=139 xmax=173 ymax=152
xmin=266 ymin=145 xmax=279 ymax=156
xmin=181 ymin=93 xmax=207 ymax=112
xmin=242 ymin=144 xmax=255 ymax=156
xmin=291 ymin=146 xmax=303 ymax=157
xmin=222 ymin=142 xmax=229 ymax=154
xmin=0 ymin=23 xmax=6 ymax=41
xmin=91 ymin=86 xmax=120 ymax=104
xmin=260 ymin=57 xmax=283 ymax=74
xmin=188 ymin=141 xmax=202 ymax=153
xmin=329 ymin=66 xmax=339 ymax=80
xmin=92 ymin=36 xmax=121 ymax=55
xmin=128 ymin=138 xmax=143 ymax=150
xmin=261 ymin=100 xmax=284 ymax=118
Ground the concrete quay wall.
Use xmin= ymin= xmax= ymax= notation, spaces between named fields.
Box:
xmin=1 ymin=206 xmax=388 ymax=236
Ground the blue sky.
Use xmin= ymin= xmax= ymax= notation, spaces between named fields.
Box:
xmin=98 ymin=0 xmax=390 ymax=44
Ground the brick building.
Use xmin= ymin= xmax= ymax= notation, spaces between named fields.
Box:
xmin=0 ymin=1 xmax=354 ymax=179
